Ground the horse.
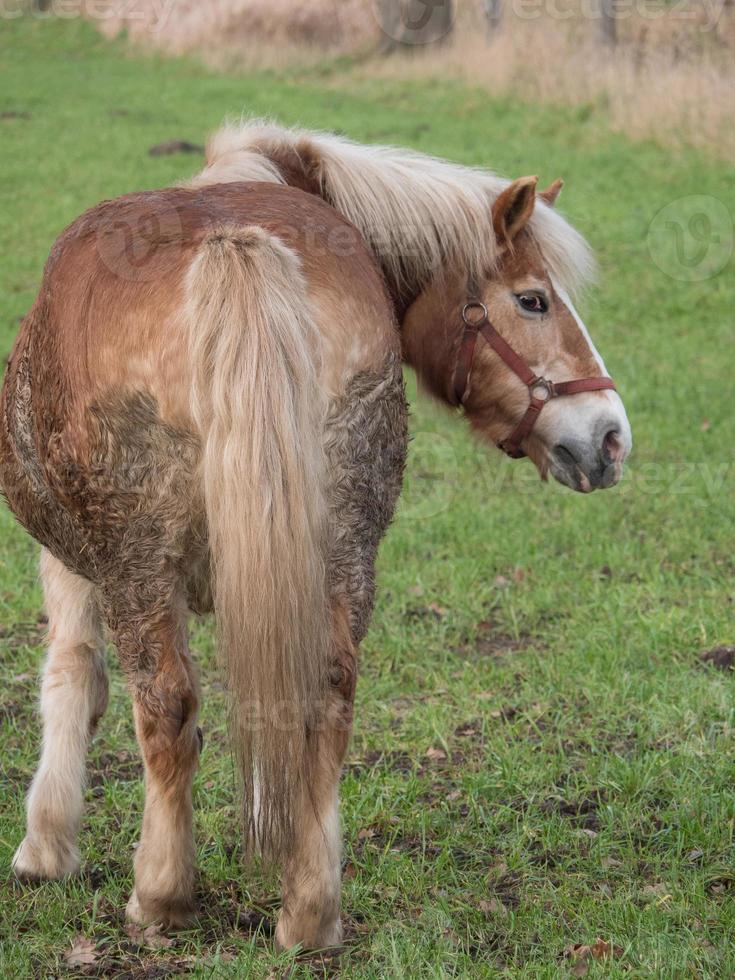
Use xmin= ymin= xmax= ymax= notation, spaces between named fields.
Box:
xmin=0 ymin=121 xmax=632 ymax=949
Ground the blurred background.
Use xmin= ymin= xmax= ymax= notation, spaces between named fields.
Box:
xmin=84 ymin=0 xmax=735 ymax=157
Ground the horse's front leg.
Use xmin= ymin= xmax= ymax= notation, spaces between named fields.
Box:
xmin=275 ymin=601 xmax=356 ymax=950
xmin=13 ymin=549 xmax=108 ymax=880
xmin=110 ymin=592 xmax=201 ymax=929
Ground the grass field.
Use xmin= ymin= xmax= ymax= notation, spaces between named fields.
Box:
xmin=1 ymin=15 xmax=734 ymax=979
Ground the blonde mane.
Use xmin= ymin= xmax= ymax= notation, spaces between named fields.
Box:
xmin=190 ymin=119 xmax=595 ymax=300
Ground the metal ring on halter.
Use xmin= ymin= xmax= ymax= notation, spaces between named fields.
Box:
xmin=461 ymin=302 xmax=488 ymax=327
xmin=529 ymin=377 xmax=555 ymax=402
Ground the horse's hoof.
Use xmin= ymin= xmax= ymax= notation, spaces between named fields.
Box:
xmin=125 ymin=889 xmax=146 ymax=924
xmin=126 ymin=889 xmax=197 ymax=931
xmin=12 ymin=836 xmax=80 ymax=881
xmin=275 ymin=913 xmax=343 ymax=951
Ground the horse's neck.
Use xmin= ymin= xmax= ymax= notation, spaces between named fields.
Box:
xmin=388 ymin=271 xmax=424 ymax=325
xmin=399 ymin=272 xmax=466 ymax=407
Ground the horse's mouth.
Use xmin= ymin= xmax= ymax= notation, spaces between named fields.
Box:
xmin=549 ymin=445 xmax=623 ymax=493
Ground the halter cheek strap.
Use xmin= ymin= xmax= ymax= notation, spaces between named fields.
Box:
xmin=453 ymin=301 xmax=617 ymax=459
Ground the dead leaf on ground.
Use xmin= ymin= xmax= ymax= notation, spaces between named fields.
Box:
xmin=64 ymin=936 xmax=98 ymax=967
xmin=641 ymin=882 xmax=669 ymax=898
xmin=487 ymin=860 xmax=508 ymax=878
xmin=479 ymin=897 xmax=508 ymax=918
xmin=601 ymin=856 xmax=622 ymax=869
xmin=489 ymin=705 xmax=518 ymax=720
xmin=564 ymin=938 xmax=622 ymax=976
xmin=454 ymin=723 xmax=479 ymax=737
xmin=425 ymin=746 xmax=447 ymax=761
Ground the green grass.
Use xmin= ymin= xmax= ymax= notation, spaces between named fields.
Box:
xmin=1 ymin=14 xmax=734 ymax=979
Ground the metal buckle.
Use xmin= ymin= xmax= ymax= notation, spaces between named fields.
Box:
xmin=529 ymin=377 xmax=554 ymax=402
xmin=461 ymin=302 xmax=488 ymax=327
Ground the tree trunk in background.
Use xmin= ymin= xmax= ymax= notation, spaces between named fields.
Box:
xmin=376 ymin=0 xmax=455 ymax=51
xmin=483 ymin=0 xmax=502 ymax=34
xmin=599 ymin=0 xmax=617 ymax=46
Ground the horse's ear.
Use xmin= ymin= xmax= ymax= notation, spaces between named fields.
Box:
xmin=492 ymin=176 xmax=538 ymax=246
xmin=539 ymin=178 xmax=564 ymax=207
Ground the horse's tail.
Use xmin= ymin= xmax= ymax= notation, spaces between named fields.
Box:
xmin=186 ymin=226 xmax=330 ymax=862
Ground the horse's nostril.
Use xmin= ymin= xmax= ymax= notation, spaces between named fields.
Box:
xmin=554 ymin=444 xmax=579 ymax=468
xmin=602 ymin=429 xmax=622 ymax=464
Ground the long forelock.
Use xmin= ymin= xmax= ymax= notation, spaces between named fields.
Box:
xmin=190 ymin=118 xmax=596 ymax=300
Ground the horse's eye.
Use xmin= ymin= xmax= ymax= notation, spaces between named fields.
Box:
xmin=516 ymin=292 xmax=548 ymax=314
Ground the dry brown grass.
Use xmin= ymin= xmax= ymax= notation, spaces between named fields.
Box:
xmin=89 ymin=0 xmax=735 ymax=158
xmin=94 ymin=0 xmax=379 ymax=67
xmin=370 ymin=2 xmax=735 ymax=159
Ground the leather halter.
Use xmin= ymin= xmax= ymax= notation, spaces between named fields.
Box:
xmin=453 ymin=301 xmax=617 ymax=459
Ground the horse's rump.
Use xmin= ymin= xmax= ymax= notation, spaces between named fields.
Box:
xmin=0 ymin=181 xmax=397 ymax=545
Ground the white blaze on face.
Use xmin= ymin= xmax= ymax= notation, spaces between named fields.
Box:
xmin=548 ymin=281 xmax=633 ymax=459
xmin=553 ymin=283 xmax=608 ymax=374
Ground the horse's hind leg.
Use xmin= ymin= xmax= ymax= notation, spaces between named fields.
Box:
xmin=275 ymin=600 xmax=356 ymax=950
xmin=109 ymin=591 xmax=200 ymax=929
xmin=13 ymin=549 xmax=108 ymax=880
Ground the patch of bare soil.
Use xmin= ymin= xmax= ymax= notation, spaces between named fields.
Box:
xmin=699 ymin=646 xmax=735 ymax=671
xmin=348 ymin=749 xmax=415 ymax=774
xmin=455 ymin=617 xmax=537 ymax=661
xmin=540 ymin=789 xmax=609 ymax=833
xmin=88 ymin=750 xmax=142 ymax=787
xmin=148 ymin=140 xmax=204 ymax=157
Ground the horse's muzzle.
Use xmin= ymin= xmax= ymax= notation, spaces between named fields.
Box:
xmin=550 ymin=418 xmax=630 ymax=492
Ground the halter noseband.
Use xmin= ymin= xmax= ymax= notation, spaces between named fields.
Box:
xmin=453 ymin=301 xmax=617 ymax=459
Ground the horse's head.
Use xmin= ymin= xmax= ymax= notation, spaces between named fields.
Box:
xmin=404 ymin=176 xmax=632 ymax=492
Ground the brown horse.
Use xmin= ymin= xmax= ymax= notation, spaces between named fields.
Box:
xmin=0 ymin=122 xmax=631 ymax=949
